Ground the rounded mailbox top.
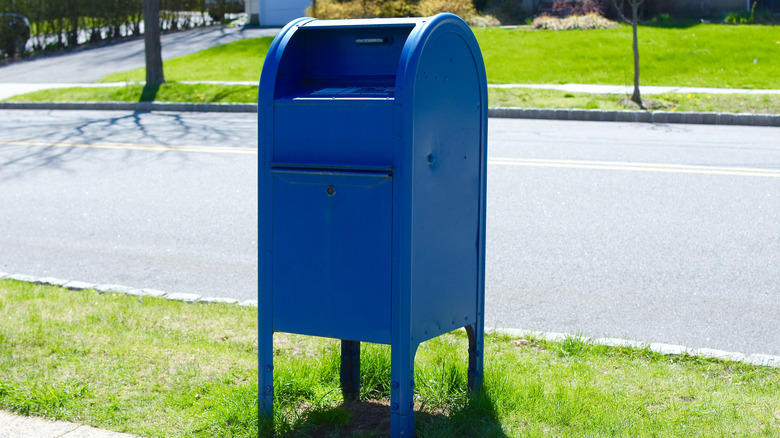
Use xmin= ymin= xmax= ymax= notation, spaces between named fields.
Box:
xmin=258 ymin=14 xmax=486 ymax=106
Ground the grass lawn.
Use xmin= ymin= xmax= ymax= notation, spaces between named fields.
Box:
xmin=488 ymin=88 xmax=780 ymax=114
xmin=4 ymin=23 xmax=779 ymax=114
xmin=94 ymin=24 xmax=780 ymax=89
xmin=5 ymin=83 xmax=260 ymax=104
xmin=1 ymin=280 xmax=779 ymax=437
xmin=8 ymin=85 xmax=779 ymax=114
xmin=476 ymin=24 xmax=780 ymax=88
xmin=98 ymin=37 xmax=273 ymax=83
xmin=4 ymin=24 xmax=779 ymax=112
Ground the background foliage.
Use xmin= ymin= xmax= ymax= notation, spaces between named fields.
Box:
xmin=308 ymin=0 xmax=477 ymax=20
xmin=0 ymin=0 xmax=242 ymax=54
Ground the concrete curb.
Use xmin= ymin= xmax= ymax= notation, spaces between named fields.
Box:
xmin=491 ymin=329 xmax=780 ymax=368
xmin=0 ymin=101 xmax=256 ymax=113
xmin=1 ymin=271 xmax=778 ymax=368
xmin=488 ymin=107 xmax=780 ymax=127
xmin=1 ymin=101 xmax=778 ymax=126
xmin=0 ymin=272 xmax=258 ymax=307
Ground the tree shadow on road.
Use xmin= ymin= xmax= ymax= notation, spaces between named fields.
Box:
xmin=0 ymin=110 xmax=255 ymax=182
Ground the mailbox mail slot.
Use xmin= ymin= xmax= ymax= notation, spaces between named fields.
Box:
xmin=259 ymin=14 xmax=487 ymax=437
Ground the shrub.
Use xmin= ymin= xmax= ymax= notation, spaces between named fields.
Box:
xmin=531 ymin=12 xmax=619 ymax=30
xmin=206 ymin=0 xmax=244 ymax=22
xmin=467 ymin=14 xmax=501 ymax=27
xmin=0 ymin=14 xmax=30 ymax=58
xmin=0 ymin=0 xmax=213 ymax=54
xmin=651 ymin=13 xmax=670 ymax=23
xmin=721 ymin=1 xmax=778 ymax=24
xmin=551 ymin=0 xmax=605 ymax=17
xmin=482 ymin=0 xmax=532 ymax=25
xmin=309 ymin=0 xmax=477 ymax=20
xmin=307 ymin=1 xmax=381 ymax=19
xmin=724 ymin=11 xmax=753 ymax=24
xmin=376 ymin=0 xmax=419 ymax=17
xmin=418 ymin=0 xmax=477 ymax=18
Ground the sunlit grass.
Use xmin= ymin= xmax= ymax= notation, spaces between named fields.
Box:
xmin=5 ymin=83 xmax=259 ymax=103
xmin=488 ymin=88 xmax=780 ymax=114
xmin=7 ymin=85 xmax=778 ymax=115
xmin=1 ymin=280 xmax=778 ymax=437
xmin=4 ymin=23 xmax=779 ymax=112
xmin=474 ymin=24 xmax=780 ymax=88
xmin=98 ymin=37 xmax=274 ymax=83
xmin=97 ymin=24 xmax=780 ymax=89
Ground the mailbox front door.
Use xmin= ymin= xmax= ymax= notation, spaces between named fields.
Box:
xmin=270 ymin=167 xmax=393 ymax=344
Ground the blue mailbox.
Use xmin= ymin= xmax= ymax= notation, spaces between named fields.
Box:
xmin=259 ymin=13 xmax=487 ymax=436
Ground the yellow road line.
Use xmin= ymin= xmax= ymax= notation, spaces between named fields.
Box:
xmin=0 ymin=139 xmax=257 ymax=155
xmin=489 ymin=157 xmax=780 ymax=178
xmin=5 ymin=139 xmax=776 ymax=178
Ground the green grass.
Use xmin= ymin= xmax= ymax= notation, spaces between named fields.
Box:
xmin=0 ymin=280 xmax=258 ymax=437
xmin=98 ymin=37 xmax=274 ymax=83
xmin=5 ymin=83 xmax=259 ymax=104
xmin=475 ymin=24 xmax=780 ymax=88
xmin=1 ymin=280 xmax=779 ymax=437
xmin=488 ymin=88 xmax=780 ymax=114
xmin=93 ymin=25 xmax=780 ymax=89
xmin=8 ymin=85 xmax=778 ymax=114
xmin=4 ymin=24 xmax=779 ymax=112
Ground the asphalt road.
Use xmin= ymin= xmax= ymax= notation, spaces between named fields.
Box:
xmin=0 ymin=26 xmax=279 ymax=83
xmin=1 ymin=110 xmax=778 ymax=357
xmin=0 ymin=110 xmax=258 ymax=302
xmin=486 ymin=119 xmax=779 ymax=357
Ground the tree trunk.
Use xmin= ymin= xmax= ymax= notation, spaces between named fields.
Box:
xmin=143 ymin=0 xmax=165 ymax=85
xmin=630 ymin=1 xmax=642 ymax=107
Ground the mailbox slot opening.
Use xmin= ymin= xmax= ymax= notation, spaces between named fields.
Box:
xmin=274 ymin=25 xmax=414 ymax=99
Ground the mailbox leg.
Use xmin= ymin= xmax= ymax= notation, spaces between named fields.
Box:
xmin=340 ymin=340 xmax=361 ymax=401
xmin=390 ymin=343 xmax=418 ymax=437
xmin=466 ymin=324 xmax=484 ymax=392
xmin=259 ymin=328 xmax=274 ymax=422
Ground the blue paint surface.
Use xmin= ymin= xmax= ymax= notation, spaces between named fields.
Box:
xmin=259 ymin=14 xmax=487 ymax=437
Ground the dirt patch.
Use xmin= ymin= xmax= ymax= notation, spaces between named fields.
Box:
xmin=302 ymin=399 xmax=444 ymax=438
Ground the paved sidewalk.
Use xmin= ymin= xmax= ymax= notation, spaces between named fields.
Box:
xmin=0 ymin=26 xmax=279 ymax=84
xmin=0 ymin=410 xmax=139 ymax=438
xmin=490 ymin=83 xmax=780 ymax=95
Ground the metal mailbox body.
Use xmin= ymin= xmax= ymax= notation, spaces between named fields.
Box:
xmin=259 ymin=13 xmax=487 ymax=436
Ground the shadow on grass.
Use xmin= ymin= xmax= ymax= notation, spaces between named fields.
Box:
xmin=268 ymin=390 xmax=508 ymax=438
xmin=640 ymin=20 xmax=700 ymax=29
xmin=139 ymin=83 xmax=161 ymax=102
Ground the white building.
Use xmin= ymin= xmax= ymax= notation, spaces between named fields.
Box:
xmin=246 ymin=0 xmax=311 ymax=27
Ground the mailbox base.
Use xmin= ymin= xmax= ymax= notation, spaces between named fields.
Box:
xmin=340 ymin=340 xmax=361 ymax=400
xmin=259 ymin=326 xmax=483 ymax=437
xmin=466 ymin=324 xmax=484 ymax=391
xmin=390 ymin=342 xmax=417 ymax=437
